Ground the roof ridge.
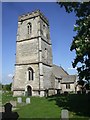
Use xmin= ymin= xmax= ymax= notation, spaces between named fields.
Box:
xmin=53 ymin=64 xmax=69 ymax=75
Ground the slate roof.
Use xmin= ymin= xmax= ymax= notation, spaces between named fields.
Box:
xmin=52 ymin=64 xmax=76 ymax=83
xmin=52 ymin=64 xmax=69 ymax=78
xmin=61 ymin=75 xmax=76 ymax=83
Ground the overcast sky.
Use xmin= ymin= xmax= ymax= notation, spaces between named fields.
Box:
xmin=2 ymin=2 xmax=77 ymax=84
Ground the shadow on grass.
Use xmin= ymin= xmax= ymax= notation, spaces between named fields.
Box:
xmin=47 ymin=94 xmax=90 ymax=117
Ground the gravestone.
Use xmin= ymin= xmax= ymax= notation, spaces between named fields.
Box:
xmin=10 ymin=100 xmax=17 ymax=107
xmin=26 ymin=98 xmax=30 ymax=104
xmin=2 ymin=103 xmax=19 ymax=120
xmin=61 ymin=109 xmax=69 ymax=120
xmin=17 ymin=97 xmax=22 ymax=103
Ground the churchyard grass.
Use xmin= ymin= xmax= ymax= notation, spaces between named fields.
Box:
xmin=2 ymin=91 xmax=16 ymax=105
xmin=2 ymin=92 xmax=90 ymax=119
xmin=16 ymin=97 xmax=61 ymax=118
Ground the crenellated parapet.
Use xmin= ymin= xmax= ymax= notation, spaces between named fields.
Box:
xmin=18 ymin=10 xmax=49 ymax=26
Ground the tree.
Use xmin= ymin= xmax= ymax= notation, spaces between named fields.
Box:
xmin=57 ymin=2 xmax=90 ymax=81
xmin=0 ymin=83 xmax=2 ymax=90
xmin=2 ymin=83 xmax=12 ymax=91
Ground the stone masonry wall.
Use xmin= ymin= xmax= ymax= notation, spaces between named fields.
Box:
xmin=17 ymin=16 xmax=40 ymax=41
xmin=13 ymin=64 xmax=39 ymax=91
xmin=16 ymin=39 xmax=39 ymax=64
xmin=41 ymin=40 xmax=52 ymax=66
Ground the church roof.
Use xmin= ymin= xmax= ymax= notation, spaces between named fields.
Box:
xmin=61 ymin=75 xmax=76 ymax=83
xmin=52 ymin=64 xmax=69 ymax=78
xmin=52 ymin=64 xmax=76 ymax=83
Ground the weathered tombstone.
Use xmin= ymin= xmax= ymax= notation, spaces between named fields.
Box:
xmin=17 ymin=97 xmax=22 ymax=103
xmin=26 ymin=98 xmax=30 ymax=104
xmin=10 ymin=100 xmax=17 ymax=107
xmin=2 ymin=103 xmax=19 ymax=120
xmin=61 ymin=109 xmax=69 ymax=120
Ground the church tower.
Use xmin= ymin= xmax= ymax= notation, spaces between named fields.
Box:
xmin=13 ymin=10 xmax=53 ymax=96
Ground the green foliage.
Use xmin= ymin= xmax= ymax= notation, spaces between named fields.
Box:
xmin=2 ymin=83 xmax=12 ymax=91
xmin=2 ymin=91 xmax=16 ymax=104
xmin=57 ymin=2 xmax=90 ymax=81
xmin=0 ymin=83 xmax=2 ymax=90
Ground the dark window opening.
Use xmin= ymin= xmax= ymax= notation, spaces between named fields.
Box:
xmin=66 ymin=84 xmax=70 ymax=89
xmin=28 ymin=67 xmax=33 ymax=80
xmin=27 ymin=23 xmax=32 ymax=34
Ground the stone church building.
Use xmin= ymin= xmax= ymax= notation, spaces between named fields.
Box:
xmin=12 ymin=10 xmax=76 ymax=97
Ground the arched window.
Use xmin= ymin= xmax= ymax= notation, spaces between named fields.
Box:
xmin=27 ymin=23 xmax=32 ymax=34
xmin=28 ymin=67 xmax=33 ymax=80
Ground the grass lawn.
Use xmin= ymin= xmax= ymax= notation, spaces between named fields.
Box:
xmin=1 ymin=91 xmax=90 ymax=119
xmin=2 ymin=91 xmax=16 ymax=104
xmin=16 ymin=97 xmax=61 ymax=118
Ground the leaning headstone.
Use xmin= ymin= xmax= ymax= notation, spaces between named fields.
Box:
xmin=17 ymin=97 xmax=22 ymax=103
xmin=26 ymin=98 xmax=30 ymax=104
xmin=10 ymin=100 xmax=17 ymax=107
xmin=61 ymin=109 xmax=69 ymax=120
